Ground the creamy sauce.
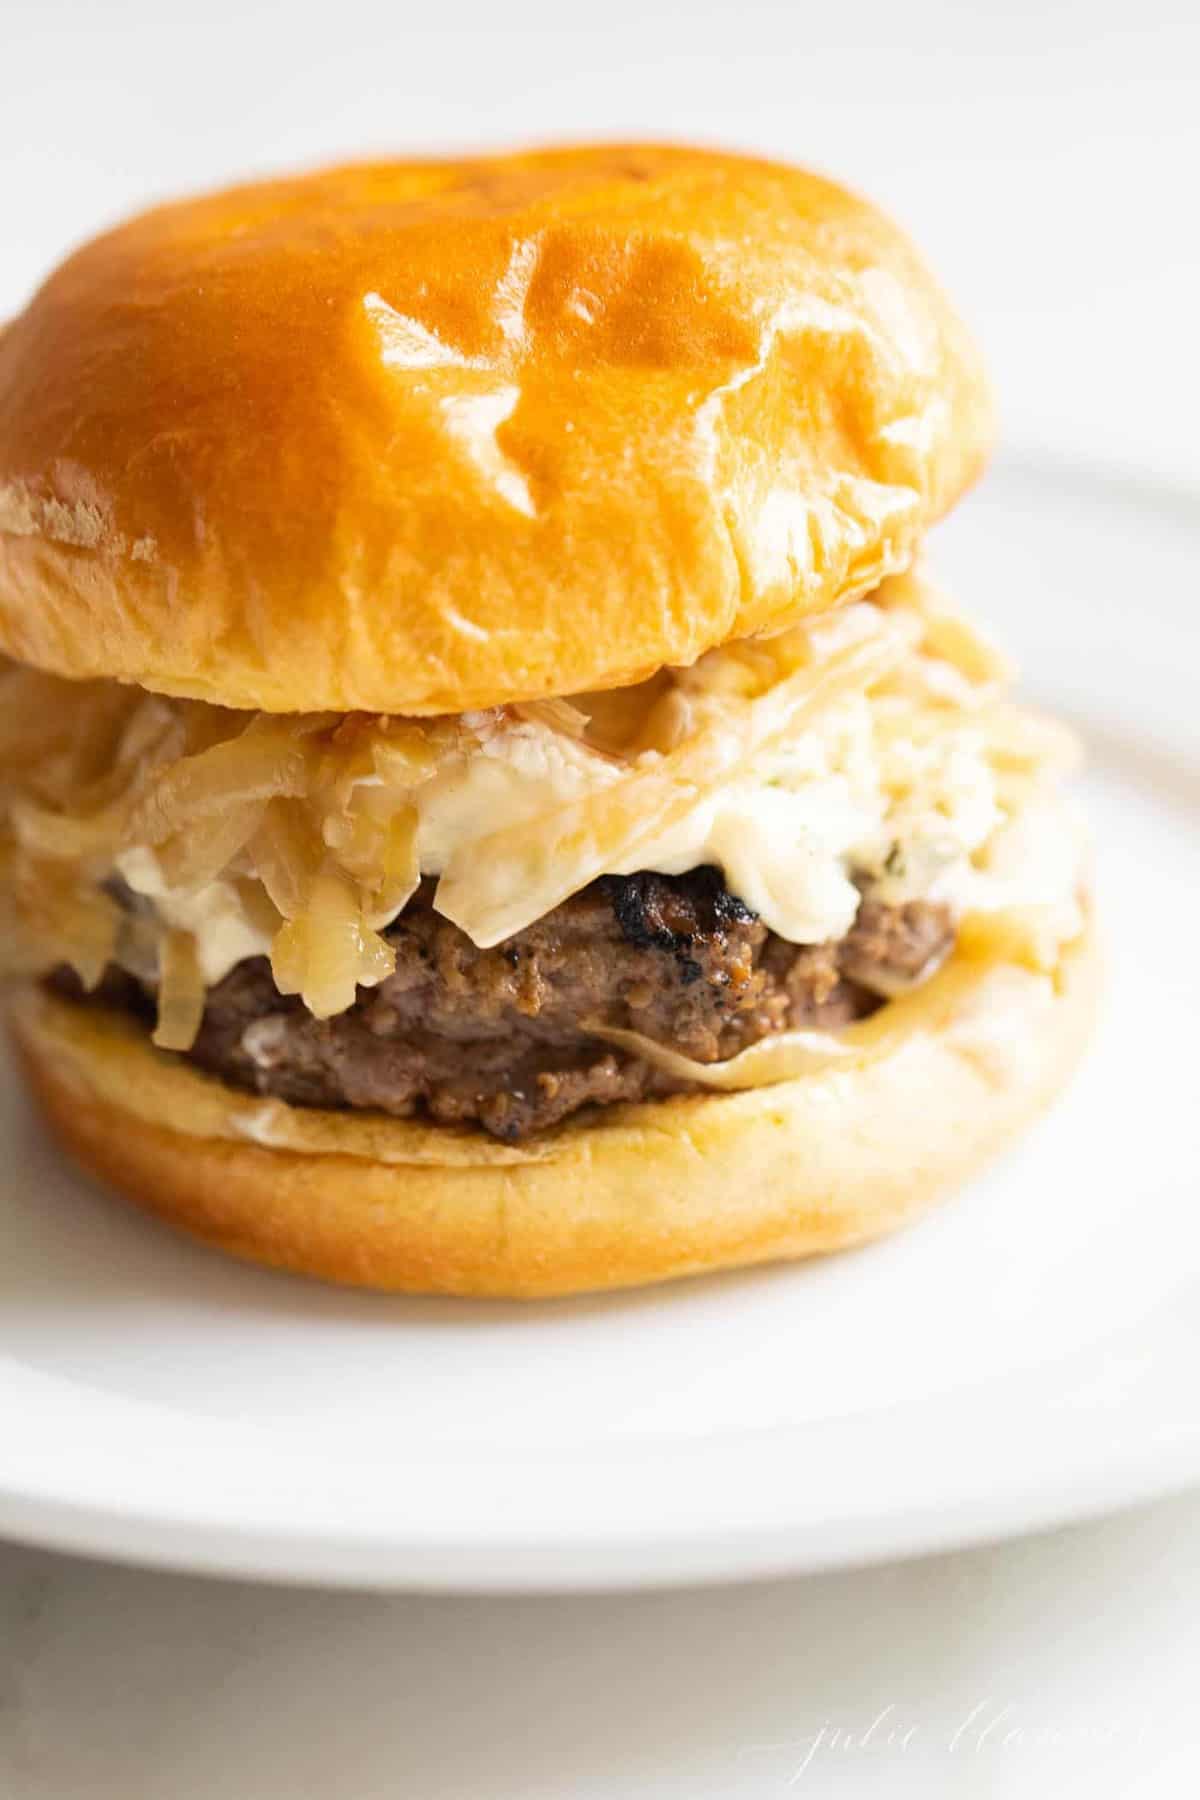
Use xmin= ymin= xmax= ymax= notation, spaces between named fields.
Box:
xmin=116 ymin=847 xmax=272 ymax=984
xmin=413 ymin=696 xmax=1003 ymax=947
xmin=115 ymin=689 xmax=1022 ymax=973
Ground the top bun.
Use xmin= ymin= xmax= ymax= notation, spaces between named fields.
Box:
xmin=0 ymin=144 xmax=992 ymax=714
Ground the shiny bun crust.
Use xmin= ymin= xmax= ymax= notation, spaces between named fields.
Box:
xmin=0 ymin=145 xmax=992 ymax=713
xmin=9 ymin=930 xmax=1096 ymax=1299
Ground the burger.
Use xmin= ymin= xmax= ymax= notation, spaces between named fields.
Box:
xmin=0 ymin=145 xmax=1096 ymax=1297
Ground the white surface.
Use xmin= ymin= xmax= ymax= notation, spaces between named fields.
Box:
xmin=1 ymin=455 xmax=1197 ymax=1589
xmin=3 ymin=1496 xmax=1200 ymax=1797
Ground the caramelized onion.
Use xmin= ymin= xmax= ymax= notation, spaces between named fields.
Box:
xmin=586 ymin=1023 xmax=856 ymax=1090
xmin=153 ymin=930 xmax=206 ymax=1051
xmin=436 ymin=611 xmax=917 ymax=946
xmin=272 ymin=862 xmax=395 ymax=1019
xmin=0 ymin=577 xmax=1078 ymax=1045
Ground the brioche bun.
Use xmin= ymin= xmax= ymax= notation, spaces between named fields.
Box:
xmin=8 ymin=924 xmax=1096 ymax=1299
xmin=0 ymin=144 xmax=991 ymax=714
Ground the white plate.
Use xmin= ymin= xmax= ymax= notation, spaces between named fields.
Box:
xmin=2 ymin=452 xmax=1198 ymax=1592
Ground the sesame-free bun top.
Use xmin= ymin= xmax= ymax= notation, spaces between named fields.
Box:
xmin=0 ymin=144 xmax=993 ymax=714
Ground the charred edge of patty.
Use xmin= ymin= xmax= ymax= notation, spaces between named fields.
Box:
xmin=598 ymin=866 xmax=756 ymax=958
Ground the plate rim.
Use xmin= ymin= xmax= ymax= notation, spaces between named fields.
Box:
xmin=1 ymin=1300 xmax=1198 ymax=1589
xmin=2 ymin=448 xmax=1198 ymax=1590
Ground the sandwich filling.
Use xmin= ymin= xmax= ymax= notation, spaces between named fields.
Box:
xmin=1 ymin=573 xmax=1086 ymax=1140
xmin=58 ymin=875 xmax=956 ymax=1140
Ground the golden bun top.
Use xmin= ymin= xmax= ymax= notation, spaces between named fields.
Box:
xmin=0 ymin=144 xmax=993 ymax=713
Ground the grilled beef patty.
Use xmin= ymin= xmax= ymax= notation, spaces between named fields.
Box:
xmin=57 ymin=870 xmax=954 ymax=1141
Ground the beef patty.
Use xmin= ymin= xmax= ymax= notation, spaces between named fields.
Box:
xmin=60 ymin=871 xmax=955 ymax=1142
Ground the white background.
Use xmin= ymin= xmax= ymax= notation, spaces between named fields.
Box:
xmin=2 ymin=1 xmax=1199 ymax=1794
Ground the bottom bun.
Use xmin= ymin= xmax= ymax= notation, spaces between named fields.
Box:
xmin=8 ymin=925 xmax=1099 ymax=1298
